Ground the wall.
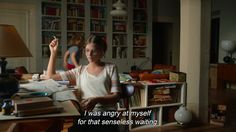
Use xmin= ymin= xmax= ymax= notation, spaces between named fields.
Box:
xmin=212 ymin=0 xmax=236 ymax=63
xmin=0 ymin=0 xmax=40 ymax=72
xmin=180 ymin=0 xmax=210 ymax=123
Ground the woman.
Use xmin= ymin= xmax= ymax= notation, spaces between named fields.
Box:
xmin=46 ymin=35 xmax=121 ymax=131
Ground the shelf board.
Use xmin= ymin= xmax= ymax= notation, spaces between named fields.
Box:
xmin=112 ymin=45 xmax=127 ymax=47
xmin=67 ymin=2 xmax=85 ymax=5
xmin=113 ymin=32 xmax=127 ymax=34
xmin=42 ymin=15 xmax=61 ymax=18
xmin=139 ymin=81 xmax=186 ymax=86
xmin=130 ymin=103 xmax=183 ymax=110
xmin=67 ymin=16 xmax=85 ymax=19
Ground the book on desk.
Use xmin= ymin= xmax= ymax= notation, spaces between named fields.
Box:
xmin=13 ymin=97 xmax=63 ymax=117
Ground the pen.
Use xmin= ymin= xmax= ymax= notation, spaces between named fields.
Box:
xmin=53 ymin=36 xmax=57 ymax=40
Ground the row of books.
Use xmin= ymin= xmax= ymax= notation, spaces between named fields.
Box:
xmin=134 ymin=22 xmax=147 ymax=33
xmin=42 ymin=6 xmax=61 ymax=16
xmin=90 ymin=20 xmax=106 ymax=32
xmin=133 ymin=48 xmax=146 ymax=58
xmin=67 ymin=5 xmax=85 ymax=17
xmin=134 ymin=0 xmax=147 ymax=8
xmin=67 ymin=0 xmax=85 ymax=4
xmin=133 ymin=9 xmax=147 ymax=21
xmin=113 ymin=21 xmax=127 ymax=32
xmin=42 ymin=18 xmax=61 ymax=30
xmin=67 ymin=19 xmax=85 ymax=31
xmin=90 ymin=7 xmax=106 ymax=19
xmin=91 ymin=0 xmax=106 ymax=5
xmin=133 ymin=35 xmax=146 ymax=46
xmin=112 ymin=47 xmax=127 ymax=59
xmin=112 ymin=34 xmax=127 ymax=46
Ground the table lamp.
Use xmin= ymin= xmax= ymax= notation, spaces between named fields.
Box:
xmin=221 ymin=40 xmax=236 ymax=63
xmin=0 ymin=24 xmax=32 ymax=104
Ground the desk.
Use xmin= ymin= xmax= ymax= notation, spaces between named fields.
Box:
xmin=0 ymin=101 xmax=80 ymax=131
xmin=217 ymin=64 xmax=236 ymax=90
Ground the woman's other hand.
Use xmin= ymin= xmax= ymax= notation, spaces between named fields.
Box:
xmin=81 ymin=97 xmax=97 ymax=111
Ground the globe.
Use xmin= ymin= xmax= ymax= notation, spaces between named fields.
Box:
xmin=174 ymin=105 xmax=192 ymax=125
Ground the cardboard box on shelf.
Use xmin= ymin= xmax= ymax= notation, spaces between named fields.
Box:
xmin=169 ymin=72 xmax=186 ymax=82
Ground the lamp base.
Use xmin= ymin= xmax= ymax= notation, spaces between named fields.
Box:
xmin=0 ymin=74 xmax=19 ymax=108
xmin=223 ymin=56 xmax=234 ymax=64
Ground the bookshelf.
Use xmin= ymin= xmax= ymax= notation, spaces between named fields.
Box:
xmin=111 ymin=0 xmax=128 ymax=59
xmin=41 ymin=0 xmax=62 ymax=48
xmin=40 ymin=0 xmax=152 ymax=72
xmin=66 ymin=0 xmax=85 ymax=49
xmin=133 ymin=0 xmax=148 ymax=58
xmin=118 ymin=81 xmax=187 ymax=130
xmin=41 ymin=0 xmax=62 ymax=69
xmin=90 ymin=0 xmax=107 ymax=38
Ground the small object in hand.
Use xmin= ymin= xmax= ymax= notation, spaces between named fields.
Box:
xmin=32 ymin=74 xmax=40 ymax=81
xmin=53 ymin=36 xmax=57 ymax=39
xmin=1 ymin=99 xmax=14 ymax=115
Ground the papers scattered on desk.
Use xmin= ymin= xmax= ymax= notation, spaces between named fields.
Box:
xmin=20 ymin=79 xmax=67 ymax=94
xmin=52 ymin=89 xmax=78 ymax=102
xmin=19 ymin=79 xmax=80 ymax=105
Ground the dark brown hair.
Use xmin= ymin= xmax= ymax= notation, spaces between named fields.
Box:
xmin=86 ymin=34 xmax=107 ymax=53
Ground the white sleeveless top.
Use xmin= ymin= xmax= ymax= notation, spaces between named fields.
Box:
xmin=59 ymin=63 xmax=121 ymax=111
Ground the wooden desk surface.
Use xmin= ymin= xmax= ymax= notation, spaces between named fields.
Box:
xmin=0 ymin=100 xmax=80 ymax=121
xmin=0 ymin=101 xmax=79 ymax=131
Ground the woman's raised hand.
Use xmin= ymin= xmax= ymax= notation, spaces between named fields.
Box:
xmin=49 ymin=38 xmax=58 ymax=55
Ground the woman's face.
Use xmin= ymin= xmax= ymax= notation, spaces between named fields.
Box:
xmin=85 ymin=43 xmax=103 ymax=63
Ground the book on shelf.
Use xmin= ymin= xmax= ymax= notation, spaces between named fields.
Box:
xmin=113 ymin=22 xmax=126 ymax=32
xmin=210 ymin=104 xmax=227 ymax=126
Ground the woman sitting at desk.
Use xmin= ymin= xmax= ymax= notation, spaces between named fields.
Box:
xmin=46 ymin=34 xmax=121 ymax=131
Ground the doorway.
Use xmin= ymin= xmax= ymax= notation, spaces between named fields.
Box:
xmin=210 ymin=18 xmax=220 ymax=63
xmin=152 ymin=22 xmax=173 ymax=66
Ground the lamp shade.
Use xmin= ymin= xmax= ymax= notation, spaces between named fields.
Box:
xmin=110 ymin=0 xmax=127 ymax=16
xmin=0 ymin=24 xmax=32 ymax=58
xmin=221 ymin=40 xmax=236 ymax=53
